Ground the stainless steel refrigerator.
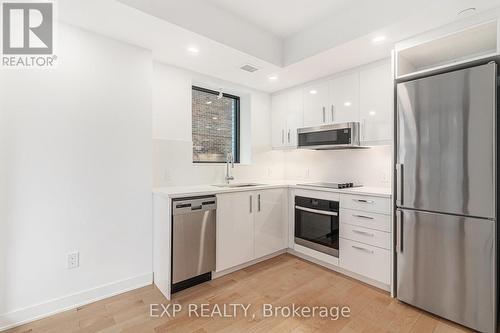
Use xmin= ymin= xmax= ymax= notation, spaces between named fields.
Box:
xmin=395 ymin=62 xmax=497 ymax=333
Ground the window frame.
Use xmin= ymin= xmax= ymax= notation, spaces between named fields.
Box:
xmin=192 ymin=85 xmax=241 ymax=164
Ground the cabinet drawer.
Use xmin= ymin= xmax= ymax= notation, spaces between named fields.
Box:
xmin=339 ymin=238 xmax=390 ymax=285
xmin=340 ymin=208 xmax=391 ymax=232
xmin=341 ymin=194 xmax=391 ymax=214
xmin=340 ymin=223 xmax=390 ymax=249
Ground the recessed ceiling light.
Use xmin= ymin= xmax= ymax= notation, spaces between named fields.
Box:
xmin=268 ymin=75 xmax=278 ymax=81
xmin=372 ymin=35 xmax=386 ymax=43
xmin=344 ymin=101 xmax=352 ymax=107
xmin=212 ymin=116 xmax=218 ymax=120
xmin=309 ymin=90 xmax=318 ymax=95
xmin=187 ymin=46 xmax=199 ymax=54
xmin=369 ymin=110 xmax=377 ymax=116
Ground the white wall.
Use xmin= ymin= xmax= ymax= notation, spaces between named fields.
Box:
xmin=151 ymin=60 xmax=392 ymax=188
xmin=152 ymin=62 xmax=285 ymax=187
xmin=0 ymin=23 xmax=153 ymax=329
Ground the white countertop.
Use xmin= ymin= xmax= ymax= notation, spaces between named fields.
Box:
xmin=153 ymin=181 xmax=392 ymax=199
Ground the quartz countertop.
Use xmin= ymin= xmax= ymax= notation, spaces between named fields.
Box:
xmin=153 ymin=181 xmax=392 ymax=199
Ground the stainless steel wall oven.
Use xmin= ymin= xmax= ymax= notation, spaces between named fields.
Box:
xmin=294 ymin=196 xmax=339 ymax=257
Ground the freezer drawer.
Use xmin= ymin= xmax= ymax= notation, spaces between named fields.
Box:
xmin=396 ymin=209 xmax=495 ymax=333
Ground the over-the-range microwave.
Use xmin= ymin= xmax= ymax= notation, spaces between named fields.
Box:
xmin=297 ymin=122 xmax=367 ymax=150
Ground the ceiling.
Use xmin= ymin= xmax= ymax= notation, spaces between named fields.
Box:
xmin=59 ymin=0 xmax=500 ymax=93
xmin=206 ymin=0 xmax=351 ymax=38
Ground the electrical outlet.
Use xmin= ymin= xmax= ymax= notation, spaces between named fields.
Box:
xmin=67 ymin=252 xmax=79 ymax=269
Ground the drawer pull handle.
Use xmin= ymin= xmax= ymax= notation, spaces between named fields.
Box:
xmin=352 ymin=229 xmax=374 ymax=237
xmin=352 ymin=245 xmax=374 ymax=254
xmin=353 ymin=214 xmax=374 ymax=220
xmin=354 ymin=199 xmax=374 ymax=204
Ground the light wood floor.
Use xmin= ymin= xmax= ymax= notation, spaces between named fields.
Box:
xmin=4 ymin=254 xmax=472 ymax=333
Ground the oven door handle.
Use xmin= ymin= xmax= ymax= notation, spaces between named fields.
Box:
xmin=295 ymin=205 xmax=338 ymax=216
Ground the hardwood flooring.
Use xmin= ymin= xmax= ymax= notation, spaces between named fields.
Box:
xmin=4 ymin=254 xmax=473 ymax=333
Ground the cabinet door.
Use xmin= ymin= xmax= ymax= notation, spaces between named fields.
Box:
xmin=254 ymin=189 xmax=286 ymax=258
xmin=303 ymin=81 xmax=329 ymax=127
xmin=284 ymin=88 xmax=303 ymax=147
xmin=271 ymin=93 xmax=287 ymax=148
xmin=359 ymin=62 xmax=393 ymax=143
xmin=330 ymin=73 xmax=360 ymax=123
xmin=216 ymin=192 xmax=255 ymax=272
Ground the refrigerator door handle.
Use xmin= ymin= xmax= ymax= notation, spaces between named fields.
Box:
xmin=396 ymin=210 xmax=403 ymax=253
xmin=396 ymin=164 xmax=403 ymax=206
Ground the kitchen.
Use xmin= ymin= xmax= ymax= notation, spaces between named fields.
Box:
xmin=1 ymin=1 xmax=499 ymax=332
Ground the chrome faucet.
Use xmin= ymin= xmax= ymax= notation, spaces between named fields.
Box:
xmin=225 ymin=152 xmax=234 ymax=184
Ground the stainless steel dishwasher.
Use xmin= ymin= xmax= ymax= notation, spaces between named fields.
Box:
xmin=171 ymin=196 xmax=216 ymax=293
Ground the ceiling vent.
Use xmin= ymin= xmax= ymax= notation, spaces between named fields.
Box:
xmin=240 ymin=64 xmax=260 ymax=73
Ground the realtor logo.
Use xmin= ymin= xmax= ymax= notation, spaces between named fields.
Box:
xmin=2 ymin=2 xmax=53 ymax=54
xmin=2 ymin=1 xmax=56 ymax=67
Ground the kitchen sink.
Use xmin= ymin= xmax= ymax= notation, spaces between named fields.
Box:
xmin=213 ymin=183 xmax=264 ymax=188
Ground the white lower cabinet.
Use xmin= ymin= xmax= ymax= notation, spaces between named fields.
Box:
xmin=339 ymin=238 xmax=390 ymax=285
xmin=254 ymin=189 xmax=287 ymax=258
xmin=339 ymin=193 xmax=391 ymax=286
xmin=339 ymin=223 xmax=390 ymax=250
xmin=216 ymin=191 xmax=255 ymax=272
xmin=216 ymin=189 xmax=286 ymax=272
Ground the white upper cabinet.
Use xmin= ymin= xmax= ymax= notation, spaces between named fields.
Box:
xmin=271 ymin=88 xmax=303 ymax=149
xmin=330 ymin=72 xmax=360 ymax=124
xmin=303 ymin=73 xmax=360 ymax=126
xmin=302 ymin=81 xmax=329 ymax=127
xmin=272 ymin=59 xmax=393 ymax=149
xmin=285 ymin=88 xmax=303 ymax=148
xmin=359 ymin=62 xmax=393 ymax=144
xmin=271 ymin=92 xmax=288 ymax=148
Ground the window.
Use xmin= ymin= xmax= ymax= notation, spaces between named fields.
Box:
xmin=192 ymin=86 xmax=240 ymax=163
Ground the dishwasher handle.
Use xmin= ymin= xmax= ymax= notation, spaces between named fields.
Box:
xmin=173 ymin=196 xmax=217 ymax=215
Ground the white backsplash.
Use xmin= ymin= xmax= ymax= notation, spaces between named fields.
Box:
xmin=153 ymin=139 xmax=392 ymax=188
xmin=284 ymin=145 xmax=392 ymax=187
xmin=153 ymin=139 xmax=286 ymax=186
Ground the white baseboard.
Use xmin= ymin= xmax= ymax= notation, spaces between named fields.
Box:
xmin=0 ymin=272 xmax=153 ymax=331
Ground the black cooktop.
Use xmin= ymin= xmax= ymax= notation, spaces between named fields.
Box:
xmin=297 ymin=182 xmax=362 ymax=189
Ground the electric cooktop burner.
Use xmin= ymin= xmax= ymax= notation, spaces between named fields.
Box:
xmin=297 ymin=182 xmax=362 ymax=189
